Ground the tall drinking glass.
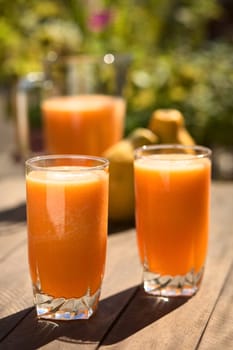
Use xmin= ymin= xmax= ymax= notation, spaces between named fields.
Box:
xmin=134 ymin=144 xmax=211 ymax=297
xmin=26 ymin=155 xmax=109 ymax=320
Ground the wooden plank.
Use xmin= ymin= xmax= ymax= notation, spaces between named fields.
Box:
xmin=99 ymin=182 xmax=233 ymax=349
xmin=197 ymin=183 xmax=233 ymax=349
xmin=0 ymin=227 xmax=26 ymax=260
xmin=0 ymin=174 xmax=27 ymax=260
xmin=0 ymin=229 xmax=33 ymax=341
xmin=0 ymin=235 xmax=31 ymax=317
xmin=198 ymin=261 xmax=233 ymax=349
xmin=0 ymin=174 xmax=28 ymax=341
xmin=0 ymin=230 xmax=141 ymax=349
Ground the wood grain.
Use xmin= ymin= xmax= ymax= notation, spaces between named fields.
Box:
xmin=198 ymin=262 xmax=233 ymax=349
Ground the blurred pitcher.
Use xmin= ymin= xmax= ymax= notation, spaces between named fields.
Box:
xmin=15 ymin=53 xmax=131 ymax=159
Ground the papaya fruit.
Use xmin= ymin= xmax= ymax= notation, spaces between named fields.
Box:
xmin=148 ymin=109 xmax=195 ymax=145
xmin=103 ymin=128 xmax=157 ymax=222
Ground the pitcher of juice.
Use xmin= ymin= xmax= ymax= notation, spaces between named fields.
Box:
xmin=15 ymin=53 xmax=131 ymax=159
xmin=42 ymin=54 xmax=131 ymax=156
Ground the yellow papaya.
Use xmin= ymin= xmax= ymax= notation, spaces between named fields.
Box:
xmin=103 ymin=128 xmax=157 ymax=222
xmin=148 ymin=109 xmax=195 ymax=145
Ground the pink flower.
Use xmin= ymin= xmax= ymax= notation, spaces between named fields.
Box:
xmin=88 ymin=10 xmax=112 ymax=32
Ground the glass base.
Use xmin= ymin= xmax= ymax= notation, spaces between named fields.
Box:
xmin=33 ymin=286 xmax=101 ymax=320
xmin=143 ymin=268 xmax=204 ymax=297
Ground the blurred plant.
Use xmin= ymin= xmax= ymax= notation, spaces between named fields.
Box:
xmin=0 ymin=0 xmax=83 ymax=82
xmin=125 ymin=42 xmax=233 ymax=146
xmin=0 ymin=0 xmax=226 ymax=78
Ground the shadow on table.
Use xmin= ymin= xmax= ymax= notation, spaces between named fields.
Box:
xmin=0 ymin=307 xmax=34 ymax=342
xmin=0 ymin=202 xmax=26 ymax=235
xmin=0 ymin=286 xmax=190 ymax=349
xmin=0 ymin=202 xmax=26 ymax=223
xmin=108 ymin=219 xmax=135 ymax=234
xmin=0 ymin=203 xmax=135 ymax=235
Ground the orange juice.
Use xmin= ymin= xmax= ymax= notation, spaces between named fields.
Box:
xmin=42 ymin=94 xmax=125 ymax=156
xmin=134 ymin=153 xmax=211 ymax=278
xmin=26 ymin=165 xmax=108 ymax=299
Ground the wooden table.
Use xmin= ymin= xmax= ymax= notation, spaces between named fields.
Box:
xmin=0 ymin=172 xmax=233 ymax=349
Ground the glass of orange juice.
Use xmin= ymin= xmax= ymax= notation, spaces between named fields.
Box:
xmin=134 ymin=144 xmax=211 ymax=297
xmin=26 ymin=154 xmax=109 ymax=320
xmin=41 ymin=54 xmax=130 ymax=156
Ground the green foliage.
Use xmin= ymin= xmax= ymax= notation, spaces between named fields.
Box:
xmin=0 ymin=0 xmax=82 ymax=80
xmin=125 ymin=43 xmax=233 ymax=146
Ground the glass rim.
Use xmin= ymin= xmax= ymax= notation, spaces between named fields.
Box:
xmin=25 ymin=154 xmax=109 ymax=171
xmin=134 ymin=144 xmax=212 ymax=160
